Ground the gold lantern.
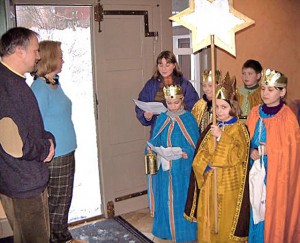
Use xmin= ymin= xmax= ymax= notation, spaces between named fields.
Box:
xmin=145 ymin=153 xmax=158 ymax=175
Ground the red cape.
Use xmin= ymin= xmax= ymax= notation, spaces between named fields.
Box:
xmin=247 ymin=105 xmax=300 ymax=242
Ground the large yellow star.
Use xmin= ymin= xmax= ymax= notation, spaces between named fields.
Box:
xmin=169 ymin=0 xmax=254 ymax=56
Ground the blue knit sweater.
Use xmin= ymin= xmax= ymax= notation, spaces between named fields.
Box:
xmin=31 ymin=78 xmax=77 ymax=157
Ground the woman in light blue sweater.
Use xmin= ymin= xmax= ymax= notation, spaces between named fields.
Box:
xmin=31 ymin=41 xmax=82 ymax=243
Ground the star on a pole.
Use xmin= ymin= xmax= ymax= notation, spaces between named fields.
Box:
xmin=169 ymin=0 xmax=255 ymax=56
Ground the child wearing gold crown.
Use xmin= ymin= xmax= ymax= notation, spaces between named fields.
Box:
xmin=191 ymin=69 xmax=222 ymax=133
xmin=146 ymin=84 xmax=199 ymax=242
xmin=184 ymin=70 xmax=221 ymax=224
xmin=191 ymin=75 xmax=250 ymax=242
xmin=246 ymin=69 xmax=300 ymax=243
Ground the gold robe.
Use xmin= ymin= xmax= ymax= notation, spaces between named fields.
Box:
xmin=237 ymin=86 xmax=262 ymax=118
xmin=193 ymin=119 xmax=250 ymax=242
xmin=191 ymin=98 xmax=212 ymax=133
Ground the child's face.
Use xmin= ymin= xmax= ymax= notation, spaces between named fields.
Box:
xmin=158 ymin=58 xmax=175 ymax=79
xmin=202 ymin=82 xmax=213 ymax=100
xmin=242 ymin=67 xmax=261 ymax=87
xmin=166 ymin=97 xmax=183 ymax=112
xmin=216 ymin=99 xmax=233 ymax=122
xmin=261 ymin=84 xmax=286 ymax=107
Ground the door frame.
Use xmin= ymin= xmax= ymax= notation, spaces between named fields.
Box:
xmin=12 ymin=0 xmax=173 ymax=218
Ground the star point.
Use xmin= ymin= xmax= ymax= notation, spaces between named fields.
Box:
xmin=169 ymin=0 xmax=255 ymax=56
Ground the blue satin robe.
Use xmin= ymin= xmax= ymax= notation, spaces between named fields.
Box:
xmin=146 ymin=111 xmax=199 ymax=242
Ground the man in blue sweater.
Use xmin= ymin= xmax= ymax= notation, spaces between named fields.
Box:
xmin=0 ymin=27 xmax=55 ymax=243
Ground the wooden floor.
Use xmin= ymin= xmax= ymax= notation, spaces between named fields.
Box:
xmin=121 ymin=207 xmax=174 ymax=243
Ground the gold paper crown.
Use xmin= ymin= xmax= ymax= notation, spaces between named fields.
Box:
xmin=201 ymin=69 xmax=222 ymax=84
xmin=262 ymin=69 xmax=287 ymax=88
xmin=216 ymin=72 xmax=237 ymax=100
xmin=163 ymin=85 xmax=183 ymax=99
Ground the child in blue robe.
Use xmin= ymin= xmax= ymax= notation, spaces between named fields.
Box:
xmin=146 ymin=85 xmax=199 ymax=242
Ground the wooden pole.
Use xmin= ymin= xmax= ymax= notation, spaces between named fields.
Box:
xmin=211 ymin=35 xmax=216 ymax=126
xmin=210 ymin=35 xmax=218 ymax=234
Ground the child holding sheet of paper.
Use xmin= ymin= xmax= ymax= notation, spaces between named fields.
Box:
xmin=146 ymin=85 xmax=199 ymax=242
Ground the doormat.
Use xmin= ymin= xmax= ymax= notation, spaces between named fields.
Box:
xmin=0 ymin=216 xmax=153 ymax=243
xmin=70 ymin=216 xmax=154 ymax=243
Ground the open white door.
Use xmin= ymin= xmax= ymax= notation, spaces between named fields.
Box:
xmin=94 ymin=0 xmax=172 ymax=216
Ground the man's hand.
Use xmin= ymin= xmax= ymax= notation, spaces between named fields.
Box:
xmin=44 ymin=139 xmax=54 ymax=162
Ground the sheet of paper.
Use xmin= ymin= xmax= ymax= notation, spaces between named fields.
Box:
xmin=133 ymin=99 xmax=167 ymax=114
xmin=147 ymin=142 xmax=182 ymax=161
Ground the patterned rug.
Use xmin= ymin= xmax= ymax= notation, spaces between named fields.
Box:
xmin=70 ymin=216 xmax=154 ymax=243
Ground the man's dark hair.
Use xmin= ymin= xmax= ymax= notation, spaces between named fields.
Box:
xmin=0 ymin=27 xmax=38 ymax=57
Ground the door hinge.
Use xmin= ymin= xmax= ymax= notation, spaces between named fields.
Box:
xmin=94 ymin=1 xmax=158 ymax=37
xmin=106 ymin=201 xmax=115 ymax=218
xmin=94 ymin=0 xmax=104 ymax=32
xmin=115 ymin=190 xmax=147 ymax=202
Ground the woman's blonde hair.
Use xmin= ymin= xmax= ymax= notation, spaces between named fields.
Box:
xmin=36 ymin=40 xmax=61 ymax=77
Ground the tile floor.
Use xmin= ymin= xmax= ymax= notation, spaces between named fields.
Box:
xmin=121 ymin=207 xmax=174 ymax=243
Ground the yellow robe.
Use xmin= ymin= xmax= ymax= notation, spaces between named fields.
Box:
xmin=193 ymin=120 xmax=250 ymax=242
xmin=191 ymin=98 xmax=212 ymax=133
xmin=237 ymin=86 xmax=262 ymax=118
